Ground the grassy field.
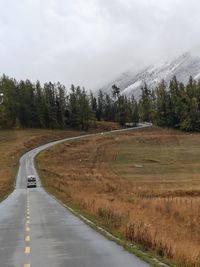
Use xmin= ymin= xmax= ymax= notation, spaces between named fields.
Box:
xmin=37 ymin=127 xmax=200 ymax=267
xmin=0 ymin=128 xmax=89 ymax=201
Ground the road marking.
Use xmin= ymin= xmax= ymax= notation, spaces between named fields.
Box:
xmin=25 ymin=235 xmax=30 ymax=241
xmin=25 ymin=193 xmax=31 ymax=267
xmin=24 ymin=246 xmax=31 ymax=254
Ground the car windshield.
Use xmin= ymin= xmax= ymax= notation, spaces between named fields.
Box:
xmin=27 ymin=176 xmax=36 ymax=182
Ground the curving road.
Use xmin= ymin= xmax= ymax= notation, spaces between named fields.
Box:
xmin=0 ymin=125 xmax=151 ymax=267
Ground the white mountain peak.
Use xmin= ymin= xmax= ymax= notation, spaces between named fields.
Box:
xmin=102 ymin=49 xmax=200 ymax=99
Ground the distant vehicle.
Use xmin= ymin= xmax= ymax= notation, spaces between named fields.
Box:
xmin=27 ymin=175 xmax=37 ymax=188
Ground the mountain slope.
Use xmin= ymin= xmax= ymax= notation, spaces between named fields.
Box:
xmin=102 ymin=50 xmax=200 ymax=98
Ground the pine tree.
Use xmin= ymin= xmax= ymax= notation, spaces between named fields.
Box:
xmin=34 ymin=81 xmax=46 ymax=128
xmin=112 ymin=84 xmax=120 ymax=100
xmin=132 ymin=100 xmax=139 ymax=126
xmin=155 ymin=80 xmax=168 ymax=126
xmin=104 ymin=94 xmax=114 ymax=121
xmin=56 ymin=82 xmax=66 ymax=129
xmin=0 ymin=75 xmax=19 ymax=128
xmin=90 ymin=92 xmax=98 ymax=119
xmin=168 ymin=76 xmax=182 ymax=128
xmin=139 ymin=83 xmax=153 ymax=122
xmin=79 ymin=87 xmax=93 ymax=130
xmin=96 ymin=90 xmax=105 ymax=121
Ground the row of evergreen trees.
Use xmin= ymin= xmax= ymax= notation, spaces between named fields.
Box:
xmin=0 ymin=75 xmax=139 ymax=130
xmin=0 ymin=74 xmax=200 ymax=131
xmin=140 ymin=76 xmax=200 ymax=131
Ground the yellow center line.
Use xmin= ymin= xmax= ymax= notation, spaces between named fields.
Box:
xmin=24 ymin=246 xmax=31 ymax=254
xmin=25 ymin=235 xmax=30 ymax=241
xmin=24 ymin=194 xmax=31 ymax=266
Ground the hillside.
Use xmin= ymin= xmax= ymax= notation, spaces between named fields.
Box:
xmin=102 ymin=49 xmax=200 ymax=98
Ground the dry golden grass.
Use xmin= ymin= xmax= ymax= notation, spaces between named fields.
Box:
xmin=37 ymin=127 xmax=200 ymax=267
xmin=0 ymin=128 xmax=86 ymax=200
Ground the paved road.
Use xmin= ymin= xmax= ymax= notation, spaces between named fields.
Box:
xmin=0 ymin=125 xmax=151 ymax=267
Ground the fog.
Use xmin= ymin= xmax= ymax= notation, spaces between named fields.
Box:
xmin=0 ymin=0 xmax=200 ymax=89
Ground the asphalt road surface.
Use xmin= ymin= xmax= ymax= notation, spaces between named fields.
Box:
xmin=0 ymin=125 xmax=151 ymax=267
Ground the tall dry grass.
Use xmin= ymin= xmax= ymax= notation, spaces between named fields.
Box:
xmin=38 ymin=127 xmax=200 ymax=267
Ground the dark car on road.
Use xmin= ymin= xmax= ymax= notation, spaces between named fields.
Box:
xmin=27 ymin=175 xmax=37 ymax=188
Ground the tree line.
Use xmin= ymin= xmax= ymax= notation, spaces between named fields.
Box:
xmin=141 ymin=76 xmax=200 ymax=131
xmin=0 ymin=75 xmax=139 ymax=130
xmin=0 ymin=74 xmax=200 ymax=131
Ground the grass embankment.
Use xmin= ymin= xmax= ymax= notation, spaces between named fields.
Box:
xmin=0 ymin=128 xmax=90 ymax=201
xmin=37 ymin=127 xmax=200 ymax=267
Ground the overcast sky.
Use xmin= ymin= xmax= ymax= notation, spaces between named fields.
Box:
xmin=0 ymin=0 xmax=200 ymax=90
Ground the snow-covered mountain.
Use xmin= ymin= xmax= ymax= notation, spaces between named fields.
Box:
xmin=101 ymin=49 xmax=200 ymax=99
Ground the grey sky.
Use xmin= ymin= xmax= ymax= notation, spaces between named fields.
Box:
xmin=0 ymin=0 xmax=200 ymax=90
